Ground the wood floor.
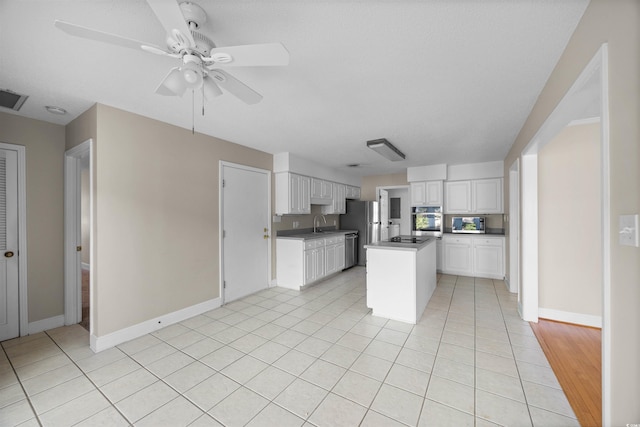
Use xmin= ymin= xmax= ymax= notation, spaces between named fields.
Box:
xmin=530 ymin=319 xmax=601 ymax=427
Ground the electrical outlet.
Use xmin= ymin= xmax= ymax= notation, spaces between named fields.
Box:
xmin=619 ymin=214 xmax=639 ymax=247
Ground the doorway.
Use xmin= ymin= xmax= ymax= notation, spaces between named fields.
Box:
xmin=220 ymin=162 xmax=271 ymax=303
xmin=508 ymin=159 xmax=520 ymax=296
xmin=377 ymin=185 xmax=410 ymax=240
xmin=0 ymin=143 xmax=27 ymax=341
xmin=519 ymin=45 xmax=610 ymax=421
xmin=64 ymin=139 xmax=93 ymax=331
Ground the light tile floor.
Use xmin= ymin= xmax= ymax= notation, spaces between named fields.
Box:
xmin=0 ymin=268 xmax=580 ymax=426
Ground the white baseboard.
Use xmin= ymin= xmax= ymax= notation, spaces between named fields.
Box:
xmin=90 ymin=297 xmax=221 ymax=353
xmin=538 ymin=307 xmax=602 ymax=328
xmin=81 ymin=262 xmax=90 ymax=270
xmin=29 ymin=315 xmax=65 ymax=335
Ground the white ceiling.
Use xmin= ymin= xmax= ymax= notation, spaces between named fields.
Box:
xmin=0 ymin=0 xmax=589 ymax=176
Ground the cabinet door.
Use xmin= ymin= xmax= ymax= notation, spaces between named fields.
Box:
xmin=299 ymin=175 xmax=311 ymax=214
xmin=443 ymin=237 xmax=472 ymax=275
xmin=304 ymin=249 xmax=316 ymax=284
xmin=336 ymin=242 xmax=345 ymax=270
xmin=472 ymin=178 xmax=503 ymax=213
xmin=321 ymin=181 xmax=333 ymax=199
xmin=472 ymin=237 xmax=504 ymax=278
xmin=315 ymin=247 xmax=325 ymax=279
xmin=410 ymin=182 xmax=426 ymax=206
xmin=325 ymin=244 xmax=337 ymax=275
xmin=311 ymin=178 xmax=323 ymax=199
xmin=445 ymin=181 xmax=472 ymax=213
xmin=425 ymin=181 xmax=443 ymax=206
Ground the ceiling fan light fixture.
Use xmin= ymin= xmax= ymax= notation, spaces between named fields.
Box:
xmin=203 ymin=77 xmax=223 ymax=100
xmin=156 ymin=68 xmax=187 ymax=96
xmin=366 ymin=138 xmax=405 ymax=161
xmin=181 ymin=62 xmax=202 ymax=88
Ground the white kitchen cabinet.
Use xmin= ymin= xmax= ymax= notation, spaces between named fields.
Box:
xmin=275 ymin=173 xmax=311 ymax=215
xmin=472 ymin=236 xmax=504 ymax=279
xmin=410 ymin=181 xmax=443 ymax=206
xmin=311 ymin=178 xmax=333 ymax=204
xmin=336 ymin=240 xmax=345 ymax=270
xmin=322 ymin=183 xmax=346 ymax=214
xmin=441 ymin=234 xmax=505 ymax=279
xmin=445 ymin=178 xmax=503 ymax=214
xmin=277 ymin=235 xmax=347 ymax=289
xmin=472 ymin=178 xmax=503 ymax=213
xmin=443 ymin=235 xmax=473 ymax=276
xmin=410 ymin=182 xmax=427 ymax=206
xmin=346 ymin=185 xmax=361 ymax=200
xmin=444 ymin=181 xmax=472 ymax=213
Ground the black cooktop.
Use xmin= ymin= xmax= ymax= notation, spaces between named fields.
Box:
xmin=389 ymin=236 xmax=428 ymax=243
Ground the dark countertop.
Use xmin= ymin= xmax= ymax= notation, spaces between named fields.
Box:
xmin=364 ymin=236 xmax=436 ymax=251
xmin=276 ymin=228 xmax=359 ymax=240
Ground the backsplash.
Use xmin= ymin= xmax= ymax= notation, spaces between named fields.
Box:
xmin=272 ymin=204 xmax=340 ymax=235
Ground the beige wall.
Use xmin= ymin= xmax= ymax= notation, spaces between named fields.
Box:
xmin=70 ymin=104 xmax=272 ymax=336
xmin=503 ymin=1 xmax=640 ymax=422
xmin=0 ymin=112 xmax=66 ymax=323
xmin=360 ymin=172 xmax=408 ymax=201
xmin=538 ymin=123 xmax=601 ymax=317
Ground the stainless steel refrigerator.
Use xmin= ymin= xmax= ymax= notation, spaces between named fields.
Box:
xmin=339 ymin=200 xmax=379 ymax=266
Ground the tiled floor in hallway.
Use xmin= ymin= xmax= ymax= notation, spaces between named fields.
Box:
xmin=0 ymin=268 xmax=579 ymax=426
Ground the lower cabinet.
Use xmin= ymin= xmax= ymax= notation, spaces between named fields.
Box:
xmin=277 ymin=235 xmax=346 ymax=290
xmin=442 ymin=234 xmax=504 ymax=279
xmin=443 ymin=236 xmax=473 ymax=276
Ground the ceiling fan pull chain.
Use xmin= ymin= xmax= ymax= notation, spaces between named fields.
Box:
xmin=202 ymin=78 xmax=205 ymax=116
xmin=191 ymin=89 xmax=195 ymax=135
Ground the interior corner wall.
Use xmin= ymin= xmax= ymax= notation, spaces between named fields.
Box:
xmin=502 ymin=1 xmax=640 ymax=423
xmin=0 ymin=112 xmax=66 ymax=324
xmin=538 ymin=123 xmax=601 ymax=318
xmin=360 ymin=172 xmax=408 ymax=201
xmin=93 ymin=104 xmax=272 ymax=337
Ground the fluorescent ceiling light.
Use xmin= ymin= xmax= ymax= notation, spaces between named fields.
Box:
xmin=366 ymin=138 xmax=405 ymax=161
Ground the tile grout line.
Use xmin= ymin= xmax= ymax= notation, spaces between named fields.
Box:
xmin=43 ymin=329 xmax=136 ymax=426
xmin=0 ymin=341 xmax=43 ymax=427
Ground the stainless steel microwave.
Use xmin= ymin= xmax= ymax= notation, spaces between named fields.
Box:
xmin=452 ymin=216 xmax=485 ymax=234
xmin=411 ymin=206 xmax=443 ymax=236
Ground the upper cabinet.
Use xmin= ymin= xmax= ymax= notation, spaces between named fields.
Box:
xmin=311 ymin=178 xmax=333 ymax=204
xmin=275 ymin=173 xmax=311 ymax=215
xmin=472 ymin=178 xmax=503 ymax=214
xmin=444 ymin=181 xmax=472 ymax=213
xmin=444 ymin=178 xmax=502 ymax=214
xmin=276 ymin=173 xmax=357 ymax=215
xmin=322 ymin=183 xmax=346 ymax=214
xmin=345 ymin=185 xmax=361 ymax=200
xmin=410 ymin=181 xmax=443 ymax=206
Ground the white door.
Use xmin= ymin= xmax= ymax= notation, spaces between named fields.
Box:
xmin=221 ymin=163 xmax=270 ymax=303
xmin=379 ymin=189 xmax=389 ymax=241
xmin=0 ymin=149 xmax=19 ymax=341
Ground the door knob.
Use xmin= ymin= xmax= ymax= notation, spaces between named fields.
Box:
xmin=4 ymin=251 xmax=14 ymax=258
xmin=76 ymin=246 xmax=82 ymax=252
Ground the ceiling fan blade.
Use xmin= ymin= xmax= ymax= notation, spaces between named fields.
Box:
xmin=54 ymin=20 xmax=167 ymax=54
xmin=155 ymin=67 xmax=187 ymax=96
xmin=146 ymin=0 xmax=196 ymax=49
xmin=205 ymin=43 xmax=290 ymax=67
xmin=208 ymin=70 xmax=263 ymax=105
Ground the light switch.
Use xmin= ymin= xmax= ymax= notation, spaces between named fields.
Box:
xmin=619 ymin=214 xmax=639 ymax=247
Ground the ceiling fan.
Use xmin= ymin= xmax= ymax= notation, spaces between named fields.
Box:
xmin=54 ymin=0 xmax=289 ymax=105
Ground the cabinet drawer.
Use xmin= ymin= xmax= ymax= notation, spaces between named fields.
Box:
xmin=304 ymin=239 xmax=324 ymax=250
xmin=335 ymin=235 xmax=345 ymax=243
xmin=444 ymin=237 xmax=471 ymax=245
xmin=325 ymin=236 xmax=338 ymax=245
xmin=473 ymin=237 xmax=503 ymax=247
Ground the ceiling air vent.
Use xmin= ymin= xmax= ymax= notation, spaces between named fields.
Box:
xmin=0 ymin=89 xmax=29 ymax=111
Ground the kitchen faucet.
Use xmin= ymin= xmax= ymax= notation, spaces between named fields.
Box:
xmin=313 ymin=214 xmax=327 ymax=233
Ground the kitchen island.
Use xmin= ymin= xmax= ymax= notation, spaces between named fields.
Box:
xmin=364 ymin=236 xmax=437 ymax=324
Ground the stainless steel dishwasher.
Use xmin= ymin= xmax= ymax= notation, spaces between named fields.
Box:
xmin=344 ymin=232 xmax=358 ymax=269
